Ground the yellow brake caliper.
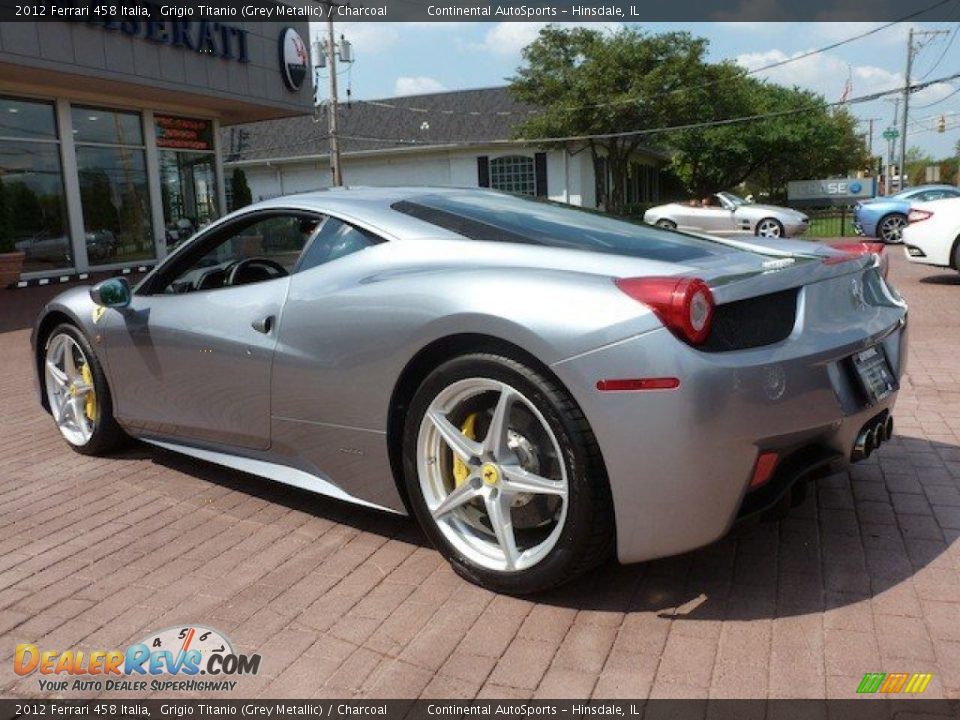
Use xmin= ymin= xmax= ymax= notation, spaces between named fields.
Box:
xmin=80 ymin=364 xmax=96 ymax=421
xmin=452 ymin=413 xmax=478 ymax=488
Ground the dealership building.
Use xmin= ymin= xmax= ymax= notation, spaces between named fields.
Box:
xmin=0 ymin=20 xmax=313 ymax=284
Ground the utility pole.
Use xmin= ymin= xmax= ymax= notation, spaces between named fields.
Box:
xmin=885 ymin=98 xmax=899 ymax=196
xmin=326 ymin=15 xmax=342 ymax=187
xmin=900 ymin=28 xmax=950 ymax=192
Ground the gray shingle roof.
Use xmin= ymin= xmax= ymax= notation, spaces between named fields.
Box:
xmin=223 ymin=86 xmax=539 ymax=162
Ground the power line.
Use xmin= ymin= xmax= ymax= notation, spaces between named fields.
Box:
xmin=229 ymin=69 xmax=960 ymax=160
xmin=911 ymin=83 xmax=960 ymax=108
xmin=353 ymin=0 xmax=954 ymax=118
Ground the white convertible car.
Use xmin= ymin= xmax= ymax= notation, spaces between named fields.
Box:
xmin=644 ymin=192 xmax=809 ymax=238
xmin=902 ymin=196 xmax=960 ymax=273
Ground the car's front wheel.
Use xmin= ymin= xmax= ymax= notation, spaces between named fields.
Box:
xmin=402 ymin=353 xmax=613 ymax=594
xmin=43 ymin=324 xmax=126 ymax=455
xmin=656 ymin=219 xmax=677 ymax=230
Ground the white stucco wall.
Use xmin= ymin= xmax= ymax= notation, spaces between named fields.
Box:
xmin=232 ymin=146 xmax=596 ymax=207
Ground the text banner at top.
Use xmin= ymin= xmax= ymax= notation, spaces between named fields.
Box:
xmin=0 ymin=0 xmax=958 ymax=22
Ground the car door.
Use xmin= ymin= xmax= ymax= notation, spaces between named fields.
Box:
xmin=99 ymin=210 xmax=322 ymax=450
xmin=688 ymin=196 xmax=736 ymax=234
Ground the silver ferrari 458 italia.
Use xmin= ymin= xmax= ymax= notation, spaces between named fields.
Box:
xmin=32 ymin=187 xmax=906 ymax=593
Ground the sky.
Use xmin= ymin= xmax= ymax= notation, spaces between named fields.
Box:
xmin=309 ymin=21 xmax=960 ymax=160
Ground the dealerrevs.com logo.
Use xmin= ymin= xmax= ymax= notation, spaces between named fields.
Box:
xmin=15 ymin=625 xmax=261 ymax=693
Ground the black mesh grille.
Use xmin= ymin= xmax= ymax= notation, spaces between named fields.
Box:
xmin=700 ymin=288 xmax=799 ymax=353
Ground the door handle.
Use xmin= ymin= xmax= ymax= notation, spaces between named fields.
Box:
xmin=251 ymin=315 xmax=274 ymax=334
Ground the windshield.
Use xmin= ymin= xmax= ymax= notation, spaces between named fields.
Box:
xmin=393 ymin=191 xmax=737 ymax=264
xmin=717 ymin=192 xmax=748 ymax=207
xmin=893 ymin=188 xmax=921 ymax=199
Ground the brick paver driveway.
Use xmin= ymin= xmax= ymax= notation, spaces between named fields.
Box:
xmin=1 ymin=251 xmax=958 ymax=701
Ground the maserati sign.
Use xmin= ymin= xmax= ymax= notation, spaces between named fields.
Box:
xmin=279 ymin=27 xmax=309 ymax=91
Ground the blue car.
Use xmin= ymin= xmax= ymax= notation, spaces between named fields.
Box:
xmin=854 ymin=184 xmax=960 ymax=243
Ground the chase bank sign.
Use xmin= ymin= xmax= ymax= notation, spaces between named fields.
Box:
xmin=787 ymin=177 xmax=876 ymax=205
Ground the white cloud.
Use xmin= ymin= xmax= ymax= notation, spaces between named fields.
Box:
xmin=469 ymin=21 xmax=623 ymax=57
xmin=310 ymin=22 xmax=402 ymax=56
xmin=716 ymin=21 xmax=912 ymax=46
xmin=394 ymin=76 xmax=447 ymax=95
xmin=735 ymin=48 xmax=902 ymax=101
xmin=734 ymin=47 xmax=958 ymax=120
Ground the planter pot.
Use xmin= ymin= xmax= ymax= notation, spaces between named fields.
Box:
xmin=0 ymin=251 xmax=25 ymax=289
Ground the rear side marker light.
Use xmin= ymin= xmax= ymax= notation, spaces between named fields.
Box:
xmin=749 ymin=451 xmax=779 ymax=489
xmin=908 ymin=209 xmax=933 ymax=224
xmin=596 ymin=378 xmax=680 ymax=392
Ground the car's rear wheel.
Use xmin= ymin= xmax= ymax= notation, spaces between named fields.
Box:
xmin=43 ymin=324 xmax=126 ymax=455
xmin=877 ymin=213 xmax=907 ymax=244
xmin=656 ymin=219 xmax=677 ymax=229
xmin=402 ymin=353 xmax=613 ymax=594
xmin=756 ymin=218 xmax=784 ymax=238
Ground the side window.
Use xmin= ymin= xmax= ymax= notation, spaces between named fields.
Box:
xmin=297 ymin=217 xmax=379 ymax=273
xmin=163 ymin=214 xmax=322 ymax=294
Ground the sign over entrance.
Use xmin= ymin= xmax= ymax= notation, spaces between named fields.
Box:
xmin=155 ymin=115 xmax=213 ymax=151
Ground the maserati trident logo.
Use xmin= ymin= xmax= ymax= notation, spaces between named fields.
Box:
xmin=279 ymin=28 xmax=308 ymax=91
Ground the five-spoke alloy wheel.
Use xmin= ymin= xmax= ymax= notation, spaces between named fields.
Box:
xmin=403 ymin=353 xmax=613 ymax=594
xmin=43 ymin=324 xmax=125 ymax=455
xmin=755 ymin=218 xmax=784 ymax=238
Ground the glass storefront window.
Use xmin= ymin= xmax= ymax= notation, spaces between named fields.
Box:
xmin=156 ymin=115 xmax=218 ymax=249
xmin=74 ymin=108 xmax=154 ymax=266
xmin=159 ymin=151 xmax=218 ymax=248
xmin=0 ymin=97 xmax=70 ymax=274
xmin=71 ymin=106 xmax=144 ymax=146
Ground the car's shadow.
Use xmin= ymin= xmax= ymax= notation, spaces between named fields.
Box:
xmin=920 ymin=273 xmax=960 ymax=285
xmin=122 ymin=433 xmax=957 ymax=621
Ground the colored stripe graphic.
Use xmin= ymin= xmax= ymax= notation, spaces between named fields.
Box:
xmin=857 ymin=673 xmax=885 ymax=693
xmin=857 ymin=672 xmax=932 ymax=694
xmin=880 ymin=673 xmax=908 ymax=693
xmin=904 ymin=673 xmax=933 ymax=693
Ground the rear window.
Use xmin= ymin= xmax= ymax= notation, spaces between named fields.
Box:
xmin=392 ymin=192 xmax=733 ymax=264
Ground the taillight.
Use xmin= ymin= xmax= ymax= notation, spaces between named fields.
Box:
xmin=615 ymin=276 xmax=714 ymax=345
xmin=908 ymin=209 xmax=933 ymax=223
xmin=826 ymin=242 xmax=889 ymax=278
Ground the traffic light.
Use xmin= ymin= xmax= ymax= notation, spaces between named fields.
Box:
xmin=938 ymin=114 xmax=947 ymax=133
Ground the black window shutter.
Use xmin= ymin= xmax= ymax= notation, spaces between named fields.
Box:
xmin=534 ymin=152 xmax=548 ymax=197
xmin=477 ymin=156 xmax=490 ymax=188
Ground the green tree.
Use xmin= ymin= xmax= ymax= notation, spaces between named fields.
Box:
xmin=230 ymin=168 xmax=253 ymax=211
xmin=670 ymin=81 xmax=868 ymax=200
xmin=510 ymin=26 xmax=868 ymax=207
xmin=510 ymin=26 xmax=741 ymax=213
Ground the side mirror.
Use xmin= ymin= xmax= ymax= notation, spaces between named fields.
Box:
xmin=90 ymin=277 xmax=131 ymax=309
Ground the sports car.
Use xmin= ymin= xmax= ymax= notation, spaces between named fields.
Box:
xmin=643 ymin=192 xmax=809 ymax=238
xmin=902 ymin=196 xmax=960 ymax=272
xmin=32 ymin=188 xmax=907 ymax=593
xmin=854 ymin=185 xmax=960 ymax=243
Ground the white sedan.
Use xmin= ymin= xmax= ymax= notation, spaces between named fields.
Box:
xmin=902 ymin=197 xmax=960 ymax=273
xmin=643 ymin=192 xmax=809 ymax=238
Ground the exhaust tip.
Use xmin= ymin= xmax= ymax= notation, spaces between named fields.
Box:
xmin=884 ymin=415 xmax=894 ymax=442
